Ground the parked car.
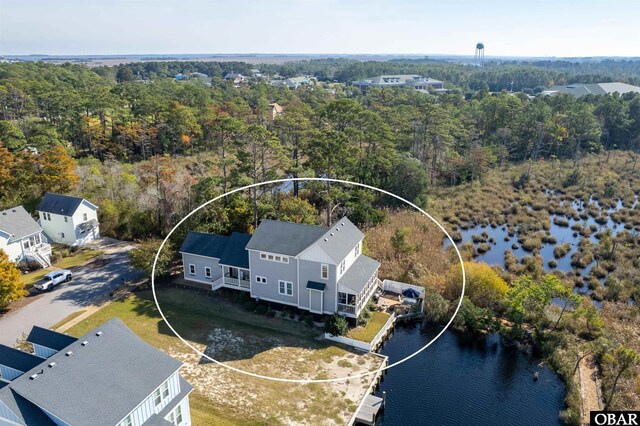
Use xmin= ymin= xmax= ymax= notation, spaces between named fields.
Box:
xmin=34 ymin=269 xmax=72 ymax=291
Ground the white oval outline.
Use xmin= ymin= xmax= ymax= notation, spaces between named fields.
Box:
xmin=152 ymin=177 xmax=465 ymax=383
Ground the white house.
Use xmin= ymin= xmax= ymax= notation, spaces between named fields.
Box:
xmin=0 ymin=205 xmax=51 ymax=267
xmin=0 ymin=318 xmax=193 ymax=426
xmin=36 ymin=193 xmax=100 ymax=246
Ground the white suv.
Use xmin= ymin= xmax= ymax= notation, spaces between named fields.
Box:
xmin=34 ymin=270 xmax=72 ymax=291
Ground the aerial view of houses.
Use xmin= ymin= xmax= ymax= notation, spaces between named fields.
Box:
xmin=2 ymin=1 xmax=640 ymax=424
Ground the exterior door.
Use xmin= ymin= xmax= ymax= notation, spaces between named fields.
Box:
xmin=309 ymin=290 xmax=323 ymax=314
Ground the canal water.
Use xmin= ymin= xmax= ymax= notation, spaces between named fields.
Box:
xmin=375 ymin=323 xmax=566 ymax=426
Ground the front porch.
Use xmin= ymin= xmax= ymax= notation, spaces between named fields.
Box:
xmin=21 ymin=233 xmax=51 ymax=267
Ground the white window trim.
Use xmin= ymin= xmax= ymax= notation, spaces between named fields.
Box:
xmin=204 ymin=267 xmax=212 ymax=278
xmin=321 ymin=264 xmax=329 ymax=280
xmin=259 ymin=251 xmax=289 ymax=263
xmin=154 ymin=381 xmax=169 ymax=407
xmin=166 ymin=404 xmax=183 ymax=425
xmin=188 ymin=264 xmax=196 ymax=276
xmin=255 ymin=275 xmax=267 ymax=284
xmin=278 ymin=280 xmax=294 ymax=297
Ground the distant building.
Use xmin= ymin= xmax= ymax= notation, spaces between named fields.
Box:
xmin=268 ymin=102 xmax=284 ymax=121
xmin=540 ymin=82 xmax=640 ymax=98
xmin=0 ymin=319 xmax=193 ymax=425
xmin=223 ymin=73 xmax=247 ymax=86
xmin=250 ymin=69 xmax=262 ymax=78
xmin=271 ymin=76 xmax=314 ymax=90
xmin=353 ymin=74 xmax=445 ymax=93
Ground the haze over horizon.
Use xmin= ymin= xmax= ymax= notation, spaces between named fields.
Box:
xmin=1 ymin=0 xmax=639 ymax=58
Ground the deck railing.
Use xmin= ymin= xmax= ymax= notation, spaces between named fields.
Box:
xmin=338 ymin=303 xmax=356 ymax=315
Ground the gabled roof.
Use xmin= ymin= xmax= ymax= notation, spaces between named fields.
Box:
xmin=0 ymin=345 xmax=44 ymax=373
xmin=313 ymin=217 xmax=364 ymax=263
xmin=37 ymin=193 xmax=96 ymax=216
xmin=5 ymin=318 xmax=183 ymax=426
xmin=0 ymin=206 xmax=42 ymax=242
xmin=219 ymin=232 xmax=251 ymax=269
xmin=26 ymin=327 xmax=77 ymax=352
xmin=337 ymin=255 xmax=380 ymax=293
xmin=245 ymin=219 xmax=328 ymax=256
xmin=180 ymin=231 xmax=230 ymax=258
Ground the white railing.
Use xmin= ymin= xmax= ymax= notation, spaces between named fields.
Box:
xmin=24 ymin=242 xmax=52 ymax=267
xmin=211 ymin=276 xmax=223 ymax=289
xmin=224 ymin=277 xmax=239 ymax=286
xmin=325 ymin=313 xmax=397 ymax=352
xmin=239 ymin=279 xmax=250 ymax=289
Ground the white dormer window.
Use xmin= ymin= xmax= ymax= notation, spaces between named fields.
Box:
xmin=354 ymin=242 xmax=361 ymax=257
xmin=154 ymin=381 xmax=170 ymax=407
xmin=83 ymin=213 xmax=88 ymax=221
xmin=321 ymin=264 xmax=329 ymax=280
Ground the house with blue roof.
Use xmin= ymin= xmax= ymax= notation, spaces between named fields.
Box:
xmin=36 ymin=193 xmax=100 ymax=246
xmin=179 ymin=217 xmax=381 ymax=319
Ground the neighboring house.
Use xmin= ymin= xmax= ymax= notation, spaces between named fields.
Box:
xmin=352 ymin=74 xmax=445 ymax=93
xmin=0 ymin=318 xmax=193 ymax=426
xmin=223 ymin=73 xmax=247 ymax=86
xmin=0 ymin=205 xmax=51 ymax=267
xmin=180 ymin=217 xmax=381 ymax=319
xmin=540 ymin=82 xmax=640 ymax=98
xmin=250 ymin=69 xmax=262 ymax=78
xmin=271 ymin=76 xmax=314 ymax=90
xmin=37 ymin=193 xmax=100 ymax=246
xmin=268 ymin=102 xmax=284 ymax=121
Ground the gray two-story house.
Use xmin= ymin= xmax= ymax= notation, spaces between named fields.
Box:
xmin=180 ymin=217 xmax=381 ymax=319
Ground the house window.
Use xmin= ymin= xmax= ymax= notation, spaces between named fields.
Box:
xmin=189 ymin=264 xmax=196 ymax=276
xmin=205 ymin=267 xmax=212 ymax=278
xmin=64 ymin=216 xmax=68 ymax=223
xmin=60 ymin=232 xmax=65 ymax=239
xmin=83 ymin=213 xmax=88 ymax=221
xmin=166 ymin=404 xmax=183 ymax=425
xmin=119 ymin=414 xmax=133 ymax=426
xmin=354 ymin=242 xmax=360 ymax=257
xmin=255 ymin=275 xmax=267 ymax=284
xmin=339 ymin=260 xmax=345 ymax=275
xmin=321 ymin=264 xmax=328 ymax=280
xmin=154 ymin=381 xmax=170 ymax=407
xmin=278 ymin=280 xmax=293 ymax=296
xmin=339 ymin=292 xmax=347 ymax=305
xmin=260 ymin=252 xmax=289 ymax=263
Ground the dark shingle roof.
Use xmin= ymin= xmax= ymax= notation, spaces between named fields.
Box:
xmin=36 ymin=193 xmax=94 ymax=216
xmin=306 ymin=281 xmax=326 ymax=291
xmin=6 ymin=318 xmax=183 ymax=426
xmin=26 ymin=327 xmax=77 ymax=352
xmin=314 ymin=217 xmax=364 ymax=262
xmin=245 ymin=220 xmax=327 ymax=256
xmin=0 ymin=345 xmax=45 ymax=373
xmin=180 ymin=231 xmax=229 ymax=258
xmin=0 ymin=206 xmax=42 ymax=242
xmin=337 ymin=255 xmax=380 ymax=293
xmin=219 ymin=232 xmax=251 ymax=269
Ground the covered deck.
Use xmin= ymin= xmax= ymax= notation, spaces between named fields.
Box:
xmin=219 ymin=232 xmax=252 ymax=291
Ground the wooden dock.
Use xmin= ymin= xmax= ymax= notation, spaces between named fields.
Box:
xmin=355 ymin=394 xmax=385 ymax=425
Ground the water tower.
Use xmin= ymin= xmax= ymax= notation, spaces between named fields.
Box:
xmin=474 ymin=42 xmax=485 ymax=67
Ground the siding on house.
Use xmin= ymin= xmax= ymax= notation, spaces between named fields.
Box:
xmin=297 ymin=259 xmax=337 ymax=313
xmin=181 ymin=253 xmax=222 ymax=286
xmin=31 ymin=344 xmax=58 ymax=359
xmin=38 ymin=200 xmax=99 ymax=246
xmin=0 ymin=234 xmax=23 ymax=263
xmin=248 ymin=250 xmax=299 ymax=306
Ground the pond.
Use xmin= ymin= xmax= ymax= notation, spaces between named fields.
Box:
xmin=444 ymin=195 xmax=638 ymax=305
xmin=374 ymin=323 xmax=566 ymax=426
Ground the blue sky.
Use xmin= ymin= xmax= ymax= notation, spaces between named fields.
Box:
xmin=0 ymin=0 xmax=638 ymax=57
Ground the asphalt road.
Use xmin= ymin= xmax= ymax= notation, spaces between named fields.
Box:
xmin=0 ymin=243 xmax=140 ymax=346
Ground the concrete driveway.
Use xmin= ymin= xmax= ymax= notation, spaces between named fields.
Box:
xmin=0 ymin=241 xmax=141 ymax=346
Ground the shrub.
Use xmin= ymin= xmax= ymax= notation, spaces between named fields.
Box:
xmin=303 ymin=314 xmax=314 ymax=327
xmin=243 ymin=301 xmax=256 ymax=312
xmin=255 ymin=304 xmax=268 ymax=315
xmin=325 ymin=314 xmax=349 ymax=336
xmin=554 ymin=243 xmax=571 ymax=258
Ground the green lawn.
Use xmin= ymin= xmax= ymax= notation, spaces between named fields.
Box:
xmin=65 ymin=286 xmax=381 ymax=426
xmin=347 ymin=311 xmax=391 ymax=343
xmin=20 ymin=249 xmax=103 ymax=287
xmin=50 ymin=310 xmax=87 ymax=330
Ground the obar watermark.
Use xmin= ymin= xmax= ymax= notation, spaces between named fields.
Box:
xmin=591 ymin=411 xmax=639 ymax=426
